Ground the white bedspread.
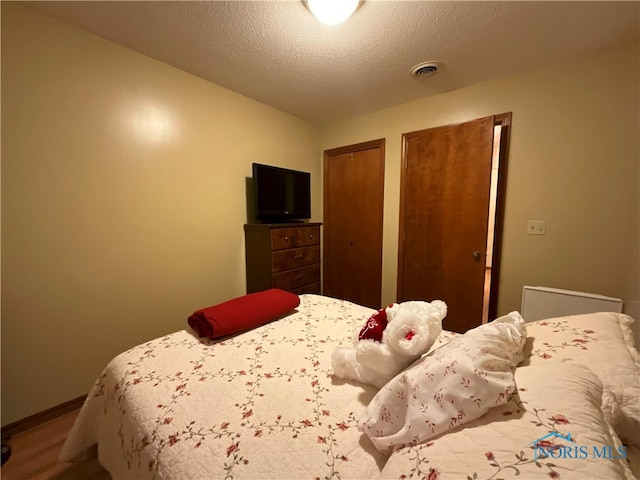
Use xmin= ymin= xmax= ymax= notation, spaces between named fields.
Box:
xmin=60 ymin=295 xmax=455 ymax=479
xmin=60 ymin=296 xmax=637 ymax=479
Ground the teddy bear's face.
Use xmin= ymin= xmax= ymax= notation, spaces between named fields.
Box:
xmin=354 ymin=301 xmax=447 ymax=357
xmin=382 ymin=301 xmax=446 ymax=356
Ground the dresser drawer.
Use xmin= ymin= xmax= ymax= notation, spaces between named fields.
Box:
xmin=271 ymin=245 xmax=320 ymax=273
xmin=272 ymin=265 xmax=320 ymax=291
xmin=271 ymin=226 xmax=321 ymax=251
xmin=296 ymin=226 xmax=320 ymax=247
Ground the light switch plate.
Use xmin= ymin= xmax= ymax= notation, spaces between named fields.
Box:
xmin=527 ymin=220 xmax=546 ymax=235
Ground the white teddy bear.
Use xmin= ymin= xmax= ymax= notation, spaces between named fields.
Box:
xmin=331 ymin=300 xmax=447 ymax=388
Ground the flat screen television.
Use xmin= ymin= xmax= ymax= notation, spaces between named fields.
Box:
xmin=252 ymin=163 xmax=311 ymax=222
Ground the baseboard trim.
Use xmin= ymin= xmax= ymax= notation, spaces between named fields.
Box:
xmin=1 ymin=395 xmax=87 ymax=441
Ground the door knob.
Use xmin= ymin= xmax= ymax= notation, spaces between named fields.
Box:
xmin=471 ymin=250 xmax=481 ymax=259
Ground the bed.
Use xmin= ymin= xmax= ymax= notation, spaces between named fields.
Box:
xmin=60 ymin=294 xmax=640 ymax=479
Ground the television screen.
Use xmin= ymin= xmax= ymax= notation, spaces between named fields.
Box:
xmin=252 ymin=163 xmax=311 ymax=221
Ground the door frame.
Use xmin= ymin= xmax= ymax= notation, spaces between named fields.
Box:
xmin=486 ymin=112 xmax=512 ymax=320
xmin=396 ymin=113 xmax=512 ymax=321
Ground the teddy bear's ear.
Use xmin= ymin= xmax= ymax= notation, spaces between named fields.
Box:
xmin=385 ymin=303 xmax=400 ymax=318
xmin=430 ymin=300 xmax=448 ymax=319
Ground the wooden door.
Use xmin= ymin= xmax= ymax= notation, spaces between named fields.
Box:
xmin=323 ymin=139 xmax=385 ymax=309
xmin=398 ymin=116 xmax=495 ymax=333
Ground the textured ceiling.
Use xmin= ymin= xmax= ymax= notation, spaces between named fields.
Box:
xmin=26 ymin=1 xmax=640 ymax=125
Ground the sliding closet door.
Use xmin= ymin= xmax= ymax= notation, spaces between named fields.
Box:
xmin=323 ymin=140 xmax=385 ymax=309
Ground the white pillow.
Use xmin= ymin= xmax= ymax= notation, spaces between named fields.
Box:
xmin=524 ymin=312 xmax=640 ymax=447
xmin=378 ymin=362 xmax=636 ymax=480
xmin=359 ymin=312 xmax=526 ymax=452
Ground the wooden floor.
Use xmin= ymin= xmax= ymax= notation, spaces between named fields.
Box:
xmin=1 ymin=409 xmax=110 ymax=480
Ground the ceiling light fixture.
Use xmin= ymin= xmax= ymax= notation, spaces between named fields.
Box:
xmin=306 ymin=0 xmax=360 ymax=25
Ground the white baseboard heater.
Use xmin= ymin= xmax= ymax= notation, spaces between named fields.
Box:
xmin=521 ymin=286 xmax=623 ymax=323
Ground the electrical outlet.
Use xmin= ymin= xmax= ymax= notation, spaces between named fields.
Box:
xmin=527 ymin=220 xmax=546 ymax=235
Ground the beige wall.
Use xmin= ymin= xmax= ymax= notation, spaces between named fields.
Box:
xmin=3 ymin=3 xmax=639 ymax=425
xmin=320 ymin=41 xmax=639 ymax=319
xmin=1 ymin=3 xmax=320 ymax=424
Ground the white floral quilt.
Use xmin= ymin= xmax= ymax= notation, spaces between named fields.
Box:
xmin=60 ymin=296 xmax=638 ymax=480
xmin=60 ymin=294 xmax=456 ymax=479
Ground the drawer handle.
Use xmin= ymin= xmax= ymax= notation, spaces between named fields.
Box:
xmin=284 ymin=236 xmax=289 ymax=241
xmin=292 ymin=254 xmax=303 ymax=260
xmin=294 ymin=274 xmax=304 ymax=280
xmin=309 ymin=234 xmax=313 ymax=238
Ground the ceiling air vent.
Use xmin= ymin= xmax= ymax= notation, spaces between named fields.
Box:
xmin=410 ymin=62 xmax=439 ymax=79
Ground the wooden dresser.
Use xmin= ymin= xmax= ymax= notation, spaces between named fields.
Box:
xmin=244 ymin=223 xmax=322 ymax=295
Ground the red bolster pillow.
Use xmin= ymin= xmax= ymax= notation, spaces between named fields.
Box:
xmin=187 ymin=289 xmax=300 ymax=339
